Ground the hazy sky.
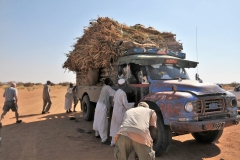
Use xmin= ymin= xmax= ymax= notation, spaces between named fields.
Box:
xmin=0 ymin=0 xmax=239 ymax=84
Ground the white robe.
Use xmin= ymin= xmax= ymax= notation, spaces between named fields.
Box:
xmin=93 ymin=85 xmax=116 ymax=142
xmin=64 ymin=87 xmax=73 ymax=110
xmin=110 ymin=89 xmax=134 ymax=138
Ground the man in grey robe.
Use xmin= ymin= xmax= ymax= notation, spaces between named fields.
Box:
xmin=42 ymin=80 xmax=52 ymax=114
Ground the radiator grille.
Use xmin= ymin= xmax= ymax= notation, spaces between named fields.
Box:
xmin=193 ymin=97 xmax=225 ymax=115
xmin=204 ymin=99 xmax=224 ymax=113
xmin=194 ymin=100 xmax=202 ymax=114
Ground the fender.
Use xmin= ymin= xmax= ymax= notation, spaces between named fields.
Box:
xmin=142 ymin=91 xmax=198 ymax=125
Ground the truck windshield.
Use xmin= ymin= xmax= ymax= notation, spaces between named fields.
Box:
xmin=147 ymin=64 xmax=190 ymax=80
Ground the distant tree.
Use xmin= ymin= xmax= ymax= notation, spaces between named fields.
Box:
xmin=0 ymin=82 xmax=3 ymax=87
xmin=5 ymin=81 xmax=19 ymax=86
xmin=17 ymin=82 xmax=24 ymax=86
xmin=59 ymin=82 xmax=69 ymax=86
xmin=8 ymin=81 xmax=13 ymax=85
xmin=34 ymin=83 xmax=42 ymax=85
xmin=23 ymin=82 xmax=34 ymax=87
xmin=230 ymin=81 xmax=240 ymax=87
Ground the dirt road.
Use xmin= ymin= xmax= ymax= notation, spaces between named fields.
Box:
xmin=0 ymin=85 xmax=239 ymax=160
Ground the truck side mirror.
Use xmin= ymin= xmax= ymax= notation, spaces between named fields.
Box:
xmin=195 ymin=73 xmax=203 ymax=83
xmin=235 ymin=86 xmax=240 ymax=92
xmin=195 ymin=73 xmax=199 ymax=80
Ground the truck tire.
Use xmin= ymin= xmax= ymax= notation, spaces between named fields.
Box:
xmin=191 ymin=129 xmax=223 ymax=143
xmin=81 ymin=95 xmax=95 ymax=121
xmin=153 ymin=112 xmax=172 ymax=156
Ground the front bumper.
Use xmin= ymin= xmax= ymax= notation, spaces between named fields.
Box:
xmin=170 ymin=115 xmax=240 ymax=133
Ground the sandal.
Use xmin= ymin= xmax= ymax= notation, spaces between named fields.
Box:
xmin=16 ymin=120 xmax=22 ymax=124
xmin=101 ymin=140 xmax=110 ymax=145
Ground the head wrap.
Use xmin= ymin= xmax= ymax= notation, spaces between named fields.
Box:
xmin=118 ymin=78 xmax=125 ymax=85
xmin=138 ymin=102 xmax=149 ymax=108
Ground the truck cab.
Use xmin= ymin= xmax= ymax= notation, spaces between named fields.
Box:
xmin=76 ymin=48 xmax=240 ymax=156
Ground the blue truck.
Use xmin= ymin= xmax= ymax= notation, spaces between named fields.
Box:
xmin=76 ymin=48 xmax=240 ymax=156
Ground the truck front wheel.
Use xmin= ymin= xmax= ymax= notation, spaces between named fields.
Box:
xmin=153 ymin=112 xmax=172 ymax=156
xmin=81 ymin=95 xmax=95 ymax=121
xmin=191 ymin=129 xmax=223 ymax=143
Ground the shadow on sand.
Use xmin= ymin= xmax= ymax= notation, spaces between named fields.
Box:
xmin=159 ymin=138 xmax=221 ymax=160
xmin=0 ymin=112 xmax=222 ymax=160
xmin=10 ymin=113 xmax=45 ymax=119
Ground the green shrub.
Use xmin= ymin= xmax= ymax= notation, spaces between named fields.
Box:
xmin=17 ymin=86 xmax=25 ymax=90
xmin=3 ymin=86 xmax=8 ymax=90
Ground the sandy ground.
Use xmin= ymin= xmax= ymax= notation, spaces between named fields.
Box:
xmin=0 ymin=85 xmax=239 ymax=160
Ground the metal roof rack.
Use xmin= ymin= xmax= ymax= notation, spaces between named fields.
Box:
xmin=123 ymin=47 xmax=186 ymax=59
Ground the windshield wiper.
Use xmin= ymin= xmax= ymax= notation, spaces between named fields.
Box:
xmin=172 ymin=77 xmax=187 ymax=80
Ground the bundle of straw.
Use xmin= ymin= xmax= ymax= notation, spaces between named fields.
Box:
xmin=63 ymin=17 xmax=182 ymax=72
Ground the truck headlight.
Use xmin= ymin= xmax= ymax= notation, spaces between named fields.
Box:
xmin=185 ymin=102 xmax=193 ymax=112
xmin=230 ymin=98 xmax=237 ymax=107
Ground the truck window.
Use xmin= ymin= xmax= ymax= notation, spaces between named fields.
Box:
xmin=137 ymin=67 xmax=149 ymax=84
xmin=129 ymin=63 xmax=141 ymax=84
xmin=118 ymin=64 xmax=137 ymax=84
xmin=147 ymin=63 xmax=190 ymax=80
xmin=118 ymin=64 xmax=127 ymax=78
xmin=129 ymin=63 xmax=149 ymax=84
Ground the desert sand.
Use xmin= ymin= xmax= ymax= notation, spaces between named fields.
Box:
xmin=0 ymin=85 xmax=239 ymax=160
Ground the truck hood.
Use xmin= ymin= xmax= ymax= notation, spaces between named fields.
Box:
xmin=150 ymin=80 xmax=226 ymax=96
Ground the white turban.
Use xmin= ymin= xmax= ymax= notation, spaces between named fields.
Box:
xmin=118 ymin=78 xmax=125 ymax=85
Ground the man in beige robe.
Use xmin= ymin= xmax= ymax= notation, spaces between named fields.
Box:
xmin=114 ymin=102 xmax=157 ymax=160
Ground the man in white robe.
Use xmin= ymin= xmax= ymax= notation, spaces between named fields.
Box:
xmin=110 ymin=78 xmax=134 ymax=146
xmin=93 ymin=78 xmax=116 ymax=144
xmin=64 ymin=83 xmax=74 ymax=113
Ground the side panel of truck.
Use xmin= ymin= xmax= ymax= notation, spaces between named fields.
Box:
xmin=76 ymin=86 xmax=102 ymax=103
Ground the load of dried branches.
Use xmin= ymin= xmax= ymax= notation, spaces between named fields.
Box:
xmin=62 ymin=17 xmax=183 ymax=72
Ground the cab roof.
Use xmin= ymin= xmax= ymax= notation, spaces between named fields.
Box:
xmin=117 ymin=54 xmax=198 ymax=68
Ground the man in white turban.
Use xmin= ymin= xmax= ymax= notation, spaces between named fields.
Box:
xmin=110 ymin=78 xmax=134 ymax=146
